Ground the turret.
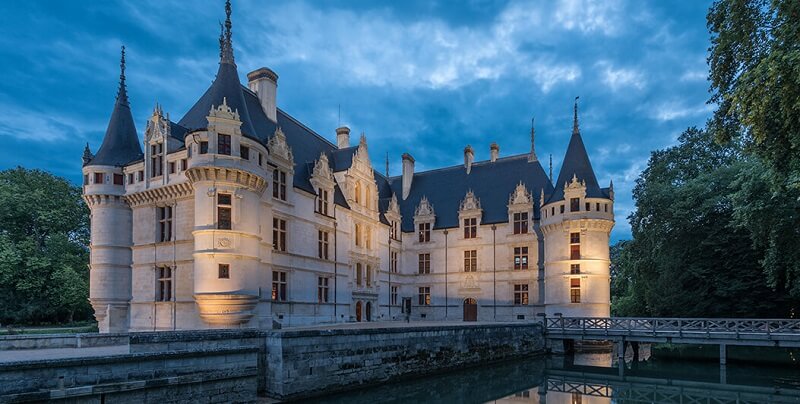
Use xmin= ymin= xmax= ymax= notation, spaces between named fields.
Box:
xmin=82 ymin=46 xmax=141 ymax=333
xmin=540 ymin=98 xmax=614 ymax=318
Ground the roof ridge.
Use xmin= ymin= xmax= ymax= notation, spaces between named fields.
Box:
xmin=276 ymin=107 xmax=338 ymax=150
xmin=388 ymin=153 xmax=535 ymax=179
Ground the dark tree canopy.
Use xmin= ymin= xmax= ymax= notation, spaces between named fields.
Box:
xmin=0 ymin=167 xmax=91 ymax=325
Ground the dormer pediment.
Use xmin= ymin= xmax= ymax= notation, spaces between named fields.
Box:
xmin=385 ymin=193 xmax=401 ymax=219
xmin=145 ymin=105 xmax=170 ymax=144
xmin=414 ymin=196 xmax=435 ymax=223
xmin=310 ymin=152 xmax=334 ymax=190
xmin=268 ymin=126 xmax=294 ymax=168
xmin=459 ymin=190 xmax=482 ymax=217
xmin=508 ymin=182 xmax=533 ymax=211
xmin=564 ymin=173 xmax=587 ymax=199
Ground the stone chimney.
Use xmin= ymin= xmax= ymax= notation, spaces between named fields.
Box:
xmin=490 ymin=142 xmax=499 ymax=162
xmin=464 ymin=145 xmax=475 ymax=174
xmin=402 ymin=153 xmax=415 ymax=200
xmin=336 ymin=126 xmax=351 ymax=149
xmin=247 ymin=67 xmax=278 ymax=122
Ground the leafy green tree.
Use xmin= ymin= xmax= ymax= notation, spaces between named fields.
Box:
xmin=0 ymin=167 xmax=91 ymax=325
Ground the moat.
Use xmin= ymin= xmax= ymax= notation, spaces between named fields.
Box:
xmin=307 ymin=351 xmax=800 ymax=403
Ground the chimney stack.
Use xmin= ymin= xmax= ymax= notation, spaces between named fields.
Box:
xmin=490 ymin=142 xmax=499 ymax=162
xmin=336 ymin=126 xmax=351 ymax=149
xmin=464 ymin=145 xmax=475 ymax=174
xmin=402 ymin=153 xmax=415 ymax=200
xmin=247 ymin=67 xmax=279 ymax=122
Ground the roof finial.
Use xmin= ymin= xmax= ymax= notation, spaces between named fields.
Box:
xmin=528 ymin=116 xmax=538 ymax=162
xmin=385 ymin=152 xmax=390 ymax=178
xmin=117 ymin=46 xmax=129 ymax=106
xmin=573 ymin=96 xmax=580 ymax=135
xmin=549 ymin=153 xmax=553 ymax=183
xmin=219 ymin=0 xmax=235 ymax=65
xmin=82 ymin=142 xmax=93 ymax=166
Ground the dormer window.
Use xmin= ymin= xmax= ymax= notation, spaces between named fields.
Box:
xmin=570 ymin=197 xmax=580 ymax=212
xmin=218 ymin=134 xmax=231 ymax=155
xmin=390 ymin=220 xmax=400 ymax=241
xmin=240 ymin=145 xmax=249 ymax=160
xmin=463 ymin=218 xmax=477 ymax=239
xmin=317 ymin=188 xmax=329 ymax=215
xmin=513 ymin=212 xmax=528 ymax=234
xmin=273 ymin=170 xmax=287 ymax=201
xmin=418 ymin=222 xmax=431 ymax=243
xmin=150 ymin=143 xmax=163 ymax=177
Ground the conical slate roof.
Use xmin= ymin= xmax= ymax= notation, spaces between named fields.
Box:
xmin=547 ymin=99 xmax=603 ymax=203
xmin=88 ymin=47 xmax=143 ymax=167
xmin=177 ymin=0 xmax=259 ymax=141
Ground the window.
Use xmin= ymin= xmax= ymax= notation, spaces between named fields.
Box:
xmin=317 ymin=277 xmax=329 ymax=303
xmin=218 ymin=264 xmax=230 ymax=279
xmin=560 ymin=204 xmax=565 ymax=214
xmin=83 ymin=174 xmax=89 ymax=186
xmin=464 ymin=250 xmax=477 ymax=272
xmin=570 ymin=278 xmax=581 ymax=303
xmin=514 ymin=246 xmax=528 ymax=270
xmin=168 ymin=161 xmax=176 ymax=175
xmin=138 ymin=171 xmax=144 ymax=181
xmin=127 ymin=173 xmax=134 ymax=184
xmin=258 ymin=153 xmax=263 ymax=166
xmin=513 ymin=212 xmax=528 ymax=234
xmin=463 ymin=217 xmax=477 ymax=239
xmin=151 ymin=143 xmax=163 ymax=177
xmin=596 ymin=202 xmax=600 ymax=211
xmin=570 ymin=232 xmax=580 ymax=244
xmin=570 ymin=197 xmax=580 ymax=212
xmin=317 ymin=188 xmax=329 ymax=215
xmin=365 ymin=228 xmax=372 ymax=249
xmin=354 ymin=181 xmax=362 ymax=204
xmin=390 ymin=220 xmax=400 ymax=241
xmin=355 ymin=263 xmax=363 ymax=286
xmin=318 ymin=230 xmax=329 ymax=260
xmin=514 ymin=284 xmax=529 ymax=305
xmin=273 ymin=218 xmax=287 ymax=251
xmin=156 ymin=266 xmax=172 ymax=302
xmin=418 ymin=253 xmax=431 ymax=274
xmin=273 ymin=170 xmax=287 ymax=201
xmin=94 ymin=172 xmax=104 ymax=184
xmin=570 ymin=232 xmax=580 ymax=260
xmin=604 ymin=203 xmax=609 ymax=212
xmin=217 ymin=193 xmax=232 ymax=230
xmin=240 ymin=145 xmax=250 ymax=160
xmin=199 ymin=141 xmax=209 ymax=154
xmin=418 ymin=222 xmax=431 ymax=243
xmin=355 ymin=224 xmax=362 ymax=247
xmin=551 ymin=207 xmax=555 ymax=216
xmin=366 ymin=265 xmax=372 ymax=287
xmin=391 ymin=286 xmax=398 ymax=305
xmin=181 ymin=159 xmax=187 ymax=171
xmin=157 ymin=206 xmax=173 ymax=242
xmin=113 ymin=173 xmax=124 ymax=185
xmin=571 ymin=264 xmax=581 ymax=274
xmin=272 ymin=271 xmax=287 ymax=301
xmin=218 ymin=134 xmax=231 ymax=155
xmin=585 ymin=202 xmax=590 ymax=211
xmin=418 ymin=287 xmax=431 ymax=306
xmin=390 ymin=251 xmax=398 ymax=273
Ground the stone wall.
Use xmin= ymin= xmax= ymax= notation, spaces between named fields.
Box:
xmin=0 ymin=333 xmax=129 ymax=350
xmin=264 ymin=322 xmax=544 ymax=400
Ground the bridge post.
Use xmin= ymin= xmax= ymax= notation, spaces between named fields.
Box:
xmin=719 ymin=343 xmax=727 ymax=366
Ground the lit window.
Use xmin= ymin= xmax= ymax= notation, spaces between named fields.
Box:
xmin=463 ymin=217 xmax=477 ymax=239
xmin=218 ymin=134 xmax=231 ymax=155
xmin=513 ymin=212 xmax=528 ymax=234
xmin=273 ymin=218 xmax=287 ymax=251
xmin=272 ymin=271 xmax=287 ymax=301
xmin=418 ymin=222 xmax=431 ymax=243
xmin=317 ymin=277 xmax=329 ymax=303
xmin=273 ymin=170 xmax=287 ymax=201
xmin=570 ymin=232 xmax=580 ymax=260
xmin=156 ymin=266 xmax=172 ymax=302
xmin=570 ymin=232 xmax=580 ymax=244
xmin=571 ymin=264 xmax=581 ymax=274
xmin=418 ymin=287 xmax=431 ymax=306
xmin=157 ymin=206 xmax=173 ymax=242
xmin=514 ymin=246 xmax=528 ymax=270
xmin=217 ymin=194 xmax=232 ymax=230
xmin=218 ymin=264 xmax=230 ymax=279
xmin=464 ymin=250 xmax=477 ymax=272
xmin=418 ymin=253 xmax=431 ymax=274
xmin=514 ymin=284 xmax=529 ymax=305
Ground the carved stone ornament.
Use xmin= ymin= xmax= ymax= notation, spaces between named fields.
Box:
xmin=208 ymin=97 xmax=240 ymax=121
xmin=566 ymin=174 xmax=586 ymax=190
xmin=218 ymin=238 xmax=232 ymax=248
xmin=415 ymin=196 xmax=435 ymax=218
xmin=312 ymin=152 xmax=334 ymax=182
xmin=459 ymin=190 xmax=482 ymax=213
xmin=387 ymin=193 xmax=401 ymax=216
xmin=268 ymin=127 xmax=294 ymax=164
xmin=508 ymin=182 xmax=531 ymax=206
xmin=145 ymin=104 xmax=170 ymax=143
xmin=207 ymin=187 xmax=217 ymax=197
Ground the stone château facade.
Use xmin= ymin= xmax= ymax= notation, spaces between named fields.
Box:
xmin=81 ymin=1 xmax=614 ymax=333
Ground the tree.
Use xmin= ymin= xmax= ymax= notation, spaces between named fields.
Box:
xmin=0 ymin=167 xmax=91 ymax=325
xmin=708 ymin=0 xmax=800 ymax=299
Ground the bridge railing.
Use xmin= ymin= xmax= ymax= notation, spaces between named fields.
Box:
xmin=545 ymin=317 xmax=800 ymax=335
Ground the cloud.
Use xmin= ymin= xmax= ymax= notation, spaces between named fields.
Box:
xmin=553 ymin=0 xmax=624 ymax=35
xmin=0 ymin=103 xmax=104 ymax=142
xmin=649 ymin=100 xmax=713 ymax=121
xmin=597 ymin=61 xmax=646 ymax=91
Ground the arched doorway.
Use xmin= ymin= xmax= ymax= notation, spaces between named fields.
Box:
xmin=366 ymin=302 xmax=372 ymax=322
xmin=355 ymin=301 xmax=362 ymax=322
xmin=463 ymin=298 xmax=477 ymax=321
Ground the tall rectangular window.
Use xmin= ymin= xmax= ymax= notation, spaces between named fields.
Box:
xmin=113 ymin=173 xmax=124 ymax=185
xmin=156 ymin=266 xmax=172 ymax=302
xmin=218 ymin=134 xmax=231 ymax=155
xmin=137 ymin=171 xmax=144 ymax=181
xmin=390 ymin=251 xmax=398 ymax=273
xmin=272 ymin=271 xmax=287 ymax=301
xmin=151 ymin=143 xmax=163 ymax=177
xmin=83 ymin=174 xmax=89 ymax=186
xmin=273 ymin=218 xmax=287 ymax=251
xmin=570 ymin=232 xmax=580 ymax=244
xmin=418 ymin=253 xmax=431 ymax=274
xmin=513 ymin=246 xmax=528 ymax=270
xmin=199 ymin=141 xmax=209 ymax=154
xmin=273 ymin=170 xmax=287 ymax=201
xmin=513 ymin=212 xmax=528 ymax=234
xmin=571 ymin=264 xmax=581 ymax=274
xmin=596 ymin=202 xmax=600 ymax=211
xmin=157 ymin=206 xmax=173 ymax=242
xmin=390 ymin=220 xmax=400 ymax=241
xmin=560 ymin=204 xmax=565 ymax=214
xmin=585 ymin=202 xmax=591 ymax=211
xmin=366 ymin=265 xmax=372 ymax=287
xmin=217 ymin=193 xmax=232 ymax=230
xmin=218 ymin=264 xmax=230 ymax=279
xmin=570 ymin=197 xmax=580 ymax=212
xmin=355 ymin=263 xmax=363 ymax=286
xmin=464 ymin=250 xmax=477 ymax=272
xmin=317 ymin=277 xmax=329 ymax=303
xmin=317 ymin=188 xmax=329 ymax=215
xmin=258 ymin=153 xmax=263 ymax=166
xmin=418 ymin=287 xmax=431 ymax=306
xmin=391 ymin=286 xmax=398 ymax=305
xmin=570 ymin=232 xmax=580 ymax=260
xmin=127 ymin=173 xmax=134 ymax=184
xmin=514 ymin=284 xmax=529 ymax=305
xmin=318 ymin=230 xmax=329 ymax=260
xmin=240 ymin=145 xmax=250 ymax=160
xmin=570 ymin=278 xmax=581 ymax=303
xmin=463 ymin=217 xmax=477 ymax=239
xmin=418 ymin=222 xmax=431 ymax=243
xmin=168 ymin=161 xmax=176 ymax=175
xmin=94 ymin=172 xmax=104 ymax=184
xmin=181 ymin=159 xmax=187 ymax=171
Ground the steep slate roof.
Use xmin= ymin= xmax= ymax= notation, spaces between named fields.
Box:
xmin=88 ymin=47 xmax=143 ymax=167
xmin=547 ymin=128 xmax=603 ymax=204
xmin=389 ymin=155 xmax=553 ymax=232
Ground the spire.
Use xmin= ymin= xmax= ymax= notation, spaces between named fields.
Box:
xmin=87 ymin=46 xmax=143 ymax=167
xmin=528 ymin=117 xmax=538 ymax=162
xmin=572 ymin=96 xmax=580 ymax=135
xmin=82 ymin=143 xmax=93 ymax=166
xmin=117 ymin=46 xmax=129 ymax=106
xmin=219 ymin=0 xmax=235 ymax=65
xmin=385 ymin=152 xmax=389 ymax=178
xmin=549 ymin=153 xmax=553 ymax=182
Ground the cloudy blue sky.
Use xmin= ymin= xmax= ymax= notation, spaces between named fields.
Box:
xmin=0 ymin=0 xmax=714 ymax=241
